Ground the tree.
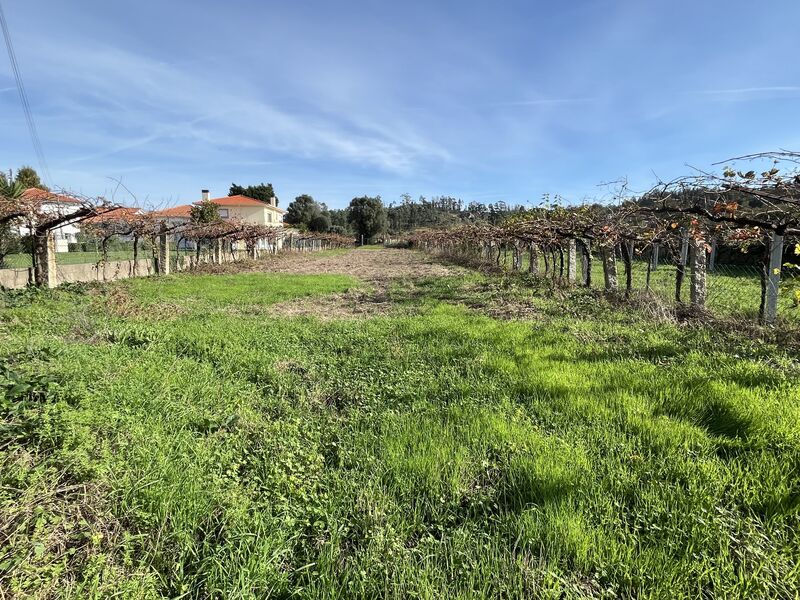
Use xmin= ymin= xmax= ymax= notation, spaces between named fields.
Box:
xmin=14 ymin=166 xmax=49 ymax=191
xmin=190 ymin=200 xmax=220 ymax=224
xmin=309 ymin=213 xmax=331 ymax=233
xmin=284 ymin=194 xmax=323 ymax=229
xmin=229 ymin=182 xmax=278 ymax=206
xmin=0 ymin=174 xmax=24 ymax=267
xmin=0 ymin=173 xmax=24 ymax=199
xmin=347 ymin=196 xmax=387 ymax=243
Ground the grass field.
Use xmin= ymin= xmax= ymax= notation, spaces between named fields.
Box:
xmin=1 ymin=249 xmax=799 ymax=598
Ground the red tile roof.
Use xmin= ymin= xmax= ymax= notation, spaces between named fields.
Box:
xmin=152 ymin=204 xmax=192 ymax=218
xmin=151 ymin=195 xmax=287 ymax=220
xmin=208 ymin=194 xmax=267 ymax=207
xmin=194 ymin=195 xmax=287 ymax=213
xmin=21 ymin=187 xmax=82 ymax=204
xmin=83 ymin=207 xmax=142 ymax=224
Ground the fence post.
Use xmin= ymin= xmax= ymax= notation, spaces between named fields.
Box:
xmin=690 ymin=239 xmax=707 ymax=308
xmin=528 ymin=244 xmax=539 ymax=276
xmin=602 ymin=246 xmax=618 ymax=291
xmin=651 ymin=242 xmax=660 ymax=270
xmin=708 ymin=237 xmax=717 ymax=273
xmin=680 ymin=229 xmax=689 ymax=265
xmin=512 ymin=243 xmax=521 ymax=271
xmin=158 ymin=227 xmax=170 ymax=275
xmin=675 ymin=229 xmax=689 ymax=302
xmin=33 ymin=231 xmax=57 ymax=288
xmin=763 ymin=232 xmax=784 ymax=325
xmin=566 ymin=238 xmax=577 ymax=283
xmin=581 ymin=239 xmax=592 ymax=287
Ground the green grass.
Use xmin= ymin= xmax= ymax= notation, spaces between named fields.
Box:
xmin=3 ymin=251 xmax=142 ymax=269
xmin=1 ymin=258 xmax=799 ymax=598
xmin=126 ymin=272 xmax=358 ymax=309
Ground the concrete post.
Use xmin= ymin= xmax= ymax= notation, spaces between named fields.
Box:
xmin=679 ymin=229 xmax=689 ymax=266
xmin=764 ymin=232 xmax=784 ymax=324
xmin=690 ymin=239 xmax=707 ymax=308
xmin=651 ymin=242 xmax=660 ymax=270
xmin=33 ymin=231 xmax=57 ymax=288
xmin=211 ymin=239 xmax=219 ymax=264
xmin=528 ymin=244 xmax=539 ymax=275
xmin=566 ymin=238 xmax=577 ymax=283
xmin=708 ymin=237 xmax=717 ymax=273
xmin=158 ymin=229 xmax=170 ymax=275
xmin=512 ymin=244 xmax=521 ymax=271
xmin=675 ymin=230 xmax=690 ymax=303
xmin=581 ymin=239 xmax=592 ymax=287
xmin=602 ymin=246 xmax=618 ymax=291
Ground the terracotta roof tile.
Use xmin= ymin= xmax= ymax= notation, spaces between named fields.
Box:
xmin=21 ymin=187 xmax=82 ymax=204
xmin=198 ymin=195 xmax=287 ymax=213
xmin=152 ymin=204 xmax=192 ymax=218
xmin=83 ymin=207 xmax=142 ymax=224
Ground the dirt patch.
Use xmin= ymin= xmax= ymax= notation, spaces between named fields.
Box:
xmin=197 ymin=248 xmax=465 ymax=283
xmin=270 ymin=288 xmax=399 ymax=320
xmin=215 ymin=249 xmax=465 ymax=319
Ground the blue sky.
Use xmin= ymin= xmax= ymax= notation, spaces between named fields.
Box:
xmin=1 ymin=0 xmax=799 ymax=210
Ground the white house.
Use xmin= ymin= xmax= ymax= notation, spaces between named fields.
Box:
xmin=16 ymin=188 xmax=82 ymax=252
xmin=151 ymin=190 xmax=286 ymax=249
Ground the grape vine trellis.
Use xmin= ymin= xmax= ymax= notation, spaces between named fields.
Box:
xmin=0 ymin=191 xmax=353 ymax=286
xmin=408 ymin=152 xmax=800 ymax=326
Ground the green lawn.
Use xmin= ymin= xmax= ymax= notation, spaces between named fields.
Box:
xmin=1 ymin=257 xmax=799 ymax=598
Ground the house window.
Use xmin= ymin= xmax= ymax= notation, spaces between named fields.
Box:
xmin=219 ymin=209 xmax=229 ymax=218
xmin=268 ymin=213 xmax=273 ymax=223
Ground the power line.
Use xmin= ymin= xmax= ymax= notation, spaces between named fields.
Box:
xmin=0 ymin=0 xmax=52 ymax=187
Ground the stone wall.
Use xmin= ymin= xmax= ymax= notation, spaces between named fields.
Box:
xmin=0 ymin=258 xmax=155 ymax=290
xmin=0 ymin=267 xmax=31 ymax=289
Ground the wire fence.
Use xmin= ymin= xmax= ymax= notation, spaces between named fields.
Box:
xmin=1 ymin=239 xmax=159 ymax=270
xmin=482 ymin=244 xmax=800 ymax=327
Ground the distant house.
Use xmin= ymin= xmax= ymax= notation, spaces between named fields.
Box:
xmin=149 ymin=204 xmax=192 ymax=248
xmin=80 ymin=207 xmax=144 ymax=243
xmin=16 ymin=188 xmax=82 ymax=252
xmin=202 ymin=190 xmax=286 ymax=226
xmin=151 ymin=190 xmax=286 ymax=249
xmin=150 ymin=203 xmax=192 ymax=227
xmin=152 ymin=190 xmax=286 ymax=227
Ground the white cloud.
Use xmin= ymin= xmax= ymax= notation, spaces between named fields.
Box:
xmin=489 ymin=97 xmax=597 ymax=107
xmin=28 ymin=41 xmax=451 ymax=174
xmin=685 ymin=86 xmax=800 ymax=102
xmin=691 ymin=86 xmax=800 ymax=95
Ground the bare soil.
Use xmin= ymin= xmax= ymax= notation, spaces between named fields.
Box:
xmin=260 ymin=248 xmax=467 ymax=319
xmin=201 ymin=248 xmax=464 ymax=282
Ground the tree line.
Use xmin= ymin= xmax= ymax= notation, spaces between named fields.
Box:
xmin=281 ymin=193 xmax=526 ymax=243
